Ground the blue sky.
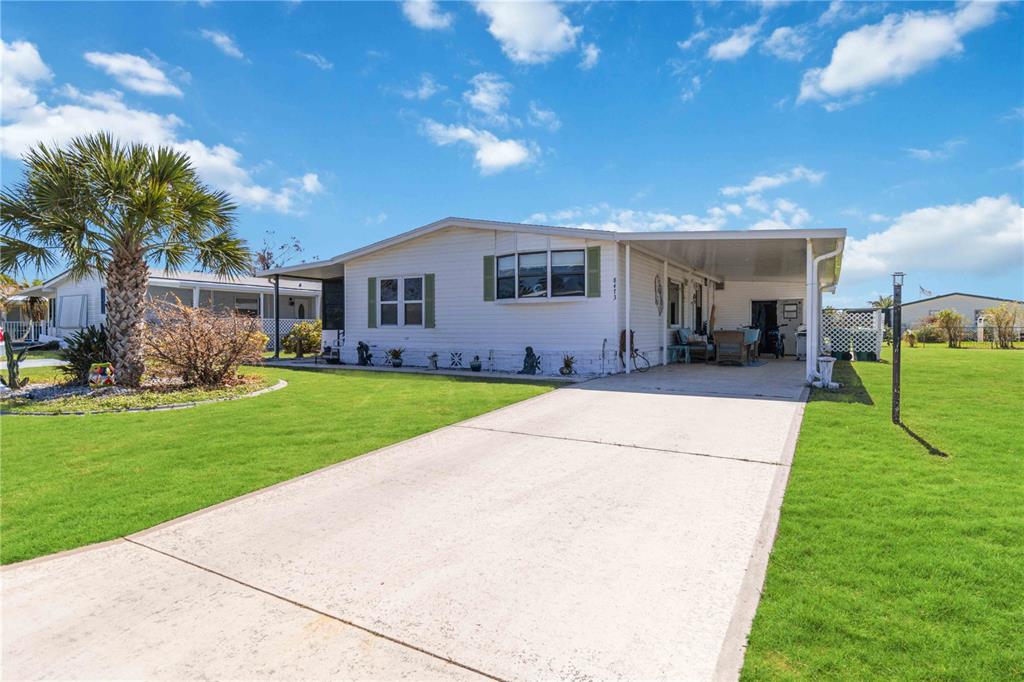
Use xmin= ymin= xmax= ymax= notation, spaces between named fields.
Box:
xmin=2 ymin=0 xmax=1022 ymax=306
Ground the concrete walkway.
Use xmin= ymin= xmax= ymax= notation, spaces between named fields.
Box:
xmin=2 ymin=360 xmax=807 ymax=681
xmin=0 ymin=358 xmax=65 ymax=368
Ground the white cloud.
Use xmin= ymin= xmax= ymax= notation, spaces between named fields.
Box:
xmin=0 ymin=40 xmax=316 ymax=215
xmin=749 ymin=198 xmax=812 ymax=230
xmin=402 ymin=0 xmax=453 ymax=30
xmin=680 ymin=75 xmax=702 ymax=102
xmin=1 ymin=40 xmax=52 ymax=114
xmin=421 ymin=119 xmax=536 ymax=175
xmin=843 ymin=195 xmax=1024 ymax=283
xmin=527 ymin=101 xmax=561 ymax=132
xmin=530 ymin=203 xmax=734 ymax=232
xmin=904 ymin=138 xmax=965 ymax=161
xmin=297 ymin=51 xmax=333 ymax=70
xmin=579 ymin=42 xmax=600 ymax=70
xmin=761 ymin=26 xmax=809 ymax=61
xmin=678 ymin=29 xmax=711 ymax=51
xmin=200 ymin=29 xmax=245 ymax=59
xmin=817 ymin=0 xmax=877 ymax=27
xmin=800 ymin=2 xmax=1001 ymax=103
xmin=708 ymin=21 xmax=762 ymax=61
xmin=297 ymin=172 xmax=323 ymax=194
xmin=463 ymin=72 xmax=512 ymax=124
xmin=400 ymin=73 xmax=444 ymax=100
xmin=721 ymin=165 xmax=825 ymax=196
xmin=83 ymin=52 xmax=182 ymax=97
xmin=868 ymin=213 xmax=890 ymax=223
xmin=474 ymin=1 xmax=581 ymax=64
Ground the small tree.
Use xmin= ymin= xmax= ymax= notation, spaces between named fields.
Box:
xmin=282 ymin=319 xmax=322 ymax=358
xmin=983 ymin=302 xmax=1022 ymax=349
xmin=934 ymin=309 xmax=965 ymax=348
xmin=144 ymin=300 xmax=267 ymax=387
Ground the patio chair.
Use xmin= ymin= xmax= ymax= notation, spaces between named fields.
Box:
xmin=715 ymin=330 xmax=746 ymax=365
xmin=743 ymin=327 xmax=761 ymax=364
xmin=667 ymin=328 xmax=691 ymax=364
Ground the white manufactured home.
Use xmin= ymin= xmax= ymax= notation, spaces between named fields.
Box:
xmin=898 ymin=292 xmax=1022 ymax=331
xmin=266 ymin=217 xmax=845 ymax=382
xmin=14 ymin=269 xmax=321 ymax=345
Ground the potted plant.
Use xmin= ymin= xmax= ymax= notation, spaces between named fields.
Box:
xmin=469 ymin=355 xmax=482 ymax=372
xmin=387 ymin=347 xmax=405 ymax=368
xmin=560 ymin=354 xmax=575 ymax=376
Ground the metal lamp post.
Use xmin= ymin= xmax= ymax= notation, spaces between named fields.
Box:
xmin=891 ymin=272 xmax=904 ymax=424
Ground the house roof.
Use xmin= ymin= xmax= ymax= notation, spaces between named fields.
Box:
xmin=17 ymin=268 xmax=320 ymax=297
xmin=902 ymin=292 xmax=1022 ymax=306
xmin=263 ymin=216 xmax=846 ymax=285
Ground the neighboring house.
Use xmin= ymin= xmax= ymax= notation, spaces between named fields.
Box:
xmin=899 ymin=292 xmax=1023 ymax=330
xmin=13 ymin=269 xmax=321 ymax=344
xmin=265 ymin=217 xmax=846 ymax=380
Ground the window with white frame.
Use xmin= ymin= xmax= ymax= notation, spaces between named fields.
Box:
xmin=380 ymin=276 xmax=423 ymax=326
xmin=496 ymin=249 xmax=586 ymax=300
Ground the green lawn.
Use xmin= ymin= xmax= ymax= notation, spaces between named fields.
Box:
xmin=742 ymin=345 xmax=1024 ymax=680
xmin=0 ymin=367 xmax=552 ymax=564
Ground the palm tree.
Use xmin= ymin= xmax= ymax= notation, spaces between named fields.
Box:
xmin=1 ymin=133 xmax=250 ymax=386
xmin=869 ymin=294 xmax=893 ymax=309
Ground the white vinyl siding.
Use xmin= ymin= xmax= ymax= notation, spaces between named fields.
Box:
xmin=342 ymin=227 xmax=619 ymax=371
xmin=713 ymin=281 xmax=807 ymax=329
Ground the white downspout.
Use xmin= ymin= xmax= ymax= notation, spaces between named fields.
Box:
xmin=625 ymin=242 xmax=631 ymax=374
xmin=806 ymin=239 xmax=845 ymax=384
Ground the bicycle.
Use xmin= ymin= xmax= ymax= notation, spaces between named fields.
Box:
xmin=618 ymin=329 xmax=651 ymax=373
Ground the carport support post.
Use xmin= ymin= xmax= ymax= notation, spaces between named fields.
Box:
xmin=625 ymin=243 xmax=631 ymax=374
xmin=805 ymin=240 xmax=816 ymax=383
xmin=662 ymin=259 xmax=668 ymax=366
xmin=273 ymin=274 xmax=281 ymax=360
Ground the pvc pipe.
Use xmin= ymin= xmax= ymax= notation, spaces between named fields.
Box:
xmin=806 ymin=239 xmax=845 ymax=383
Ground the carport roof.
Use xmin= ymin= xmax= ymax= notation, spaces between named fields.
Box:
xmin=263 ymin=217 xmax=845 ymax=286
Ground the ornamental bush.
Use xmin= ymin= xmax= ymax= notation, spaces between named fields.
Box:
xmin=934 ymin=309 xmax=966 ymax=348
xmin=60 ymin=325 xmax=110 ymax=385
xmin=282 ymin=319 xmax=322 ymax=358
xmin=144 ymin=300 xmax=267 ymax=388
xmin=983 ymin=302 xmax=1022 ymax=349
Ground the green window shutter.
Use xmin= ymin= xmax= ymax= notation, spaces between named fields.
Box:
xmin=483 ymin=255 xmax=495 ymax=301
xmin=424 ymin=273 xmax=436 ymax=328
xmin=367 ymin=277 xmax=377 ymax=328
xmin=586 ymin=246 xmax=601 ymax=298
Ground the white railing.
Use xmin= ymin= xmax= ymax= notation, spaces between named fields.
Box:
xmin=1 ymin=320 xmax=52 ymax=343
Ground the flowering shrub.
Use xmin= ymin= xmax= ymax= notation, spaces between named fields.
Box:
xmin=282 ymin=319 xmax=322 ymax=358
xmin=144 ymin=300 xmax=267 ymax=388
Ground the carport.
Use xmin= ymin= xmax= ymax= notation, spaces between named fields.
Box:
xmin=619 ymin=229 xmax=845 ymax=383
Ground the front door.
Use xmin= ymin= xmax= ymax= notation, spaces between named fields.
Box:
xmin=751 ymin=300 xmax=779 ymax=353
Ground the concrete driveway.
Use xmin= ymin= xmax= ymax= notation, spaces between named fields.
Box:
xmin=2 ymin=360 xmax=807 ymax=681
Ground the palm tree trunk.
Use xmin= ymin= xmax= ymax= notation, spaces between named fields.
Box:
xmin=105 ymin=254 xmax=148 ymax=387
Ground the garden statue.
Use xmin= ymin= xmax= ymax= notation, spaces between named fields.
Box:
xmin=88 ymin=362 xmax=116 ymax=387
xmin=357 ymin=341 xmax=373 ymax=366
xmin=427 ymin=352 xmax=438 ymax=370
xmin=518 ymin=346 xmax=540 ymax=375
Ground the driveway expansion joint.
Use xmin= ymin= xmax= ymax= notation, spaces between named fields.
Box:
xmin=122 ymin=537 xmax=507 ymax=682
xmin=456 ymin=424 xmax=787 ymax=468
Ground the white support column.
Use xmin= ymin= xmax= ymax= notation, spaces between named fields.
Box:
xmin=192 ymin=287 xmax=200 ymax=308
xmin=805 ymin=239 xmax=816 ymax=383
xmin=625 ymin=242 xmax=631 ymax=374
xmin=662 ymin=259 xmax=668 ymax=366
xmin=314 ymin=294 xmax=321 ymax=321
xmin=258 ymin=293 xmax=264 ymax=319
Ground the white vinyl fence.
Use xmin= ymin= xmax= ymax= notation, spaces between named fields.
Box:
xmin=820 ymin=309 xmax=884 ymax=359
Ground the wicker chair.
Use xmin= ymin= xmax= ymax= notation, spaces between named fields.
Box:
xmin=715 ymin=330 xmax=746 ymax=365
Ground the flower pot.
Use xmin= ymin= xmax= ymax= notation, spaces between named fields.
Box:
xmin=855 ymin=351 xmax=877 ymax=362
xmin=469 ymin=361 xmax=482 ymax=372
xmin=391 ymin=358 xmax=403 ymax=368
xmin=559 ymin=366 xmax=572 ymax=376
